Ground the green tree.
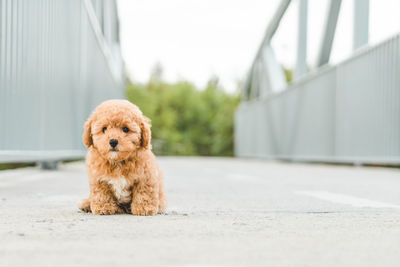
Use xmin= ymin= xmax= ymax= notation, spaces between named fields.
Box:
xmin=126 ymin=77 xmax=240 ymax=156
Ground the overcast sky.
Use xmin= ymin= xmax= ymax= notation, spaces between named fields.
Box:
xmin=117 ymin=0 xmax=400 ymax=92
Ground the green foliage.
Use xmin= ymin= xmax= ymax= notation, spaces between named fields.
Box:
xmin=0 ymin=163 xmax=35 ymax=171
xmin=126 ymin=79 xmax=240 ymax=156
xmin=284 ymin=68 xmax=293 ymax=83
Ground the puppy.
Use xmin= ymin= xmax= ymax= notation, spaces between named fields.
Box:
xmin=78 ymin=99 xmax=166 ymax=215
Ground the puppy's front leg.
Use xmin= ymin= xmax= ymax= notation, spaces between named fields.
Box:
xmin=90 ymin=182 xmax=124 ymax=215
xmin=130 ymin=180 xmax=159 ymax=216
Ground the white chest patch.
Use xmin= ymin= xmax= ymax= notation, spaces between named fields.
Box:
xmin=101 ymin=177 xmax=131 ymax=204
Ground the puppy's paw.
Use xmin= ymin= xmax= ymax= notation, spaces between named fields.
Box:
xmin=131 ymin=205 xmax=157 ymax=216
xmin=77 ymin=198 xmax=91 ymax=213
xmin=91 ymin=203 xmax=124 ymax=215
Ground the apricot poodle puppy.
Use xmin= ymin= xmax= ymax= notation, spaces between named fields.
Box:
xmin=78 ymin=99 xmax=167 ymax=215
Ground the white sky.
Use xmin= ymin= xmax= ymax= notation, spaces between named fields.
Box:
xmin=117 ymin=0 xmax=400 ymax=92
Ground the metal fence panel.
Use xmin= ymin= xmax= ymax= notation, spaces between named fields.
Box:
xmin=286 ymin=69 xmax=336 ymax=158
xmin=0 ymin=0 xmax=124 ymax=163
xmin=335 ymin=35 xmax=400 ymax=162
xmin=235 ymin=34 xmax=400 ymax=164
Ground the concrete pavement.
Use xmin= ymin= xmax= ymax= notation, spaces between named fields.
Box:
xmin=1 ymin=157 xmax=400 ymax=267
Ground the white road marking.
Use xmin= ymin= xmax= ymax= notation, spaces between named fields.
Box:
xmin=296 ymin=190 xmax=400 ymax=209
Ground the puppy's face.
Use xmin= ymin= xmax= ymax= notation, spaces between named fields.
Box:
xmin=91 ymin=117 xmax=141 ymax=161
xmin=83 ymin=100 xmax=151 ymax=162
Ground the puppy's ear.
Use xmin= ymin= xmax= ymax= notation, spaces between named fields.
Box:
xmin=140 ymin=116 xmax=151 ymax=150
xmin=82 ymin=117 xmax=93 ymax=148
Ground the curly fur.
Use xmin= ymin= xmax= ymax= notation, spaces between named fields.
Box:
xmin=78 ymin=99 xmax=167 ymax=215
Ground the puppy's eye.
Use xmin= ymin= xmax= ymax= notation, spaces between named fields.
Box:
xmin=102 ymin=127 xmax=107 ymax=133
xmin=122 ymin=127 xmax=129 ymax=133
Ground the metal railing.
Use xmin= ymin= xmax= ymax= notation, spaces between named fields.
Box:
xmin=0 ymin=0 xmax=124 ymax=164
xmin=235 ymin=0 xmax=400 ymax=165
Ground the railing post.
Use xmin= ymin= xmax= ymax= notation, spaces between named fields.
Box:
xmin=263 ymin=45 xmax=287 ymax=93
xmin=353 ymin=0 xmax=369 ymax=50
xmin=295 ymin=0 xmax=308 ymax=79
xmin=316 ymin=0 xmax=342 ymax=67
xmin=244 ymin=0 xmax=291 ymax=99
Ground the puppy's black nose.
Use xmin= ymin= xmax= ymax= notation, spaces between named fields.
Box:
xmin=109 ymin=139 xmax=118 ymax=148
